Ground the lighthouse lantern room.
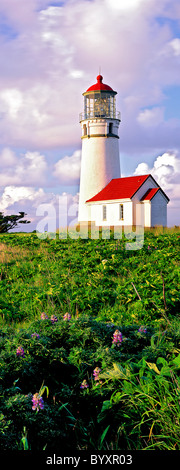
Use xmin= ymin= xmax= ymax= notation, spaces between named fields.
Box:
xmin=78 ymin=74 xmax=121 ymax=223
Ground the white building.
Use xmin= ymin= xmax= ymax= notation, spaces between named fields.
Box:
xmin=78 ymin=75 xmax=169 ymax=227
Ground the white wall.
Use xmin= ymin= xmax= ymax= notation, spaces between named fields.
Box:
xmin=143 ymin=201 xmax=151 ymax=227
xmin=78 ymin=118 xmax=120 ymax=222
xmin=132 ymin=176 xmax=158 ymax=225
xmin=90 ymin=200 xmax=133 ymax=226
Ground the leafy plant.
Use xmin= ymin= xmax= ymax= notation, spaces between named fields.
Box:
xmin=0 ymin=229 xmax=179 ymax=450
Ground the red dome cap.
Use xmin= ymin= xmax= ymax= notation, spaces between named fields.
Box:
xmin=86 ymin=74 xmax=114 ymax=92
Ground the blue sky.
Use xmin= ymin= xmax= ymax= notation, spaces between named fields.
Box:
xmin=0 ymin=0 xmax=179 ymax=229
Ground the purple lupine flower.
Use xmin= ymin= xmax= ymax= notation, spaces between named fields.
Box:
xmin=31 ymin=333 xmax=40 ymax=339
xmin=112 ymin=329 xmax=123 ymax=346
xmin=138 ymin=326 xmax=147 ymax=334
xmin=93 ymin=367 xmax=102 ymax=385
xmin=16 ymin=346 xmax=25 ymax=357
xmin=50 ymin=314 xmax=58 ymax=324
xmin=41 ymin=312 xmax=48 ymax=320
xmin=63 ymin=312 xmax=71 ymax=321
xmin=32 ymin=393 xmax=44 ymax=412
xmin=80 ymin=380 xmax=89 ymax=389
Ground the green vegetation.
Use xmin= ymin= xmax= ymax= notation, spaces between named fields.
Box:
xmin=0 ymin=228 xmax=179 ymax=450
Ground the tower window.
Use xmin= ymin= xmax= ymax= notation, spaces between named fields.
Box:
xmin=83 ymin=124 xmax=87 ymax=136
xmin=119 ymin=204 xmax=124 ymax=220
xmin=102 ymin=205 xmax=107 ymax=221
xmin=109 ymin=122 xmax=113 ymax=134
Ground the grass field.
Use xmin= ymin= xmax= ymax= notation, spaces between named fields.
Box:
xmin=0 ymin=228 xmax=179 ymax=451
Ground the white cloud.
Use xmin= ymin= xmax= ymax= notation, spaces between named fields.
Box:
xmin=0 ymin=147 xmax=17 ymax=167
xmin=0 ymin=0 xmax=179 ymax=152
xmin=169 ymin=38 xmax=180 ymax=56
xmin=0 ymin=149 xmax=48 ymax=186
xmin=134 ymin=162 xmax=150 ymax=175
xmin=53 ymin=150 xmax=81 ymax=184
xmin=1 ymin=89 xmax=23 ymax=119
xmin=137 ymin=107 xmax=164 ymax=127
xmin=106 ymin=0 xmax=145 ymax=11
xmin=0 ymin=186 xmax=46 ymax=212
xmin=0 ymin=183 xmax=80 ymax=231
xmin=0 ymin=0 xmax=179 ymax=225
xmin=134 ymin=151 xmax=180 ymax=206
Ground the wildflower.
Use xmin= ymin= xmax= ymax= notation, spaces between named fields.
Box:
xmin=93 ymin=367 xmax=101 ymax=381
xmin=31 ymin=333 xmax=40 ymax=339
xmin=16 ymin=346 xmax=25 ymax=357
xmin=112 ymin=329 xmax=123 ymax=346
xmin=41 ymin=312 xmax=48 ymax=320
xmin=63 ymin=312 xmax=71 ymax=321
xmin=93 ymin=367 xmax=102 ymax=386
xmin=138 ymin=326 xmax=147 ymax=334
xmin=80 ymin=380 xmax=89 ymax=389
xmin=32 ymin=393 xmax=44 ymax=412
xmin=50 ymin=314 xmax=58 ymax=324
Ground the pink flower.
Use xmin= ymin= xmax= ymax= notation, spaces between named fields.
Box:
xmin=93 ymin=367 xmax=101 ymax=381
xmin=80 ymin=380 xmax=89 ymax=389
xmin=93 ymin=367 xmax=102 ymax=385
xmin=63 ymin=313 xmax=71 ymax=321
xmin=31 ymin=333 xmax=40 ymax=339
xmin=16 ymin=346 xmax=25 ymax=357
xmin=41 ymin=312 xmax=48 ymax=320
xmin=50 ymin=315 xmax=58 ymax=324
xmin=112 ymin=329 xmax=123 ymax=346
xmin=138 ymin=326 xmax=147 ymax=334
xmin=32 ymin=393 xmax=44 ymax=412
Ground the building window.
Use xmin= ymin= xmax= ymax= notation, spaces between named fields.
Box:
xmin=103 ymin=205 xmax=107 ymax=221
xmin=119 ymin=204 xmax=124 ymax=220
xmin=109 ymin=122 xmax=113 ymax=134
xmin=83 ymin=124 xmax=87 ymax=136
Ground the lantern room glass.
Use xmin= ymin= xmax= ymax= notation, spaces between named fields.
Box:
xmin=84 ymin=92 xmax=116 ymax=119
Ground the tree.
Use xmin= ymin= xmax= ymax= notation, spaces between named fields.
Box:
xmin=0 ymin=212 xmax=31 ymax=233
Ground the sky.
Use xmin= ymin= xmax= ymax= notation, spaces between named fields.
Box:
xmin=0 ymin=0 xmax=180 ymax=230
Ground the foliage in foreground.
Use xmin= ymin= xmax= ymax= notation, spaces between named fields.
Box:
xmin=0 ymin=229 xmax=179 ymax=450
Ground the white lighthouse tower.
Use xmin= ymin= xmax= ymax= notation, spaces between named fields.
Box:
xmin=78 ymin=74 xmax=121 ymax=223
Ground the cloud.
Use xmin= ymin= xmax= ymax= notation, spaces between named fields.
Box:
xmin=137 ymin=107 xmax=164 ymax=127
xmin=0 ymin=184 xmax=79 ymax=231
xmin=168 ymin=38 xmax=180 ymax=56
xmin=0 ymin=0 xmax=179 ymax=151
xmin=0 ymin=149 xmax=48 ymax=186
xmin=105 ymin=0 xmax=145 ymax=11
xmin=53 ymin=150 xmax=81 ymax=185
xmin=134 ymin=151 xmax=180 ymax=207
xmin=0 ymin=0 xmax=179 ymax=226
xmin=0 ymin=186 xmax=46 ymax=212
xmin=0 ymin=147 xmax=17 ymax=167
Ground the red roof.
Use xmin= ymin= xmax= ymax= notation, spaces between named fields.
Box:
xmin=141 ymin=188 xmax=159 ymax=201
xmin=86 ymin=75 xmax=114 ymax=92
xmin=86 ymin=175 xmax=151 ymax=202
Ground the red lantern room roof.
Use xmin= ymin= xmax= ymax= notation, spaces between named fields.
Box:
xmin=86 ymin=75 xmax=115 ymax=93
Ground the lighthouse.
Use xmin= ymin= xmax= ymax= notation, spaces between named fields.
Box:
xmin=78 ymin=74 xmax=121 ymax=223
